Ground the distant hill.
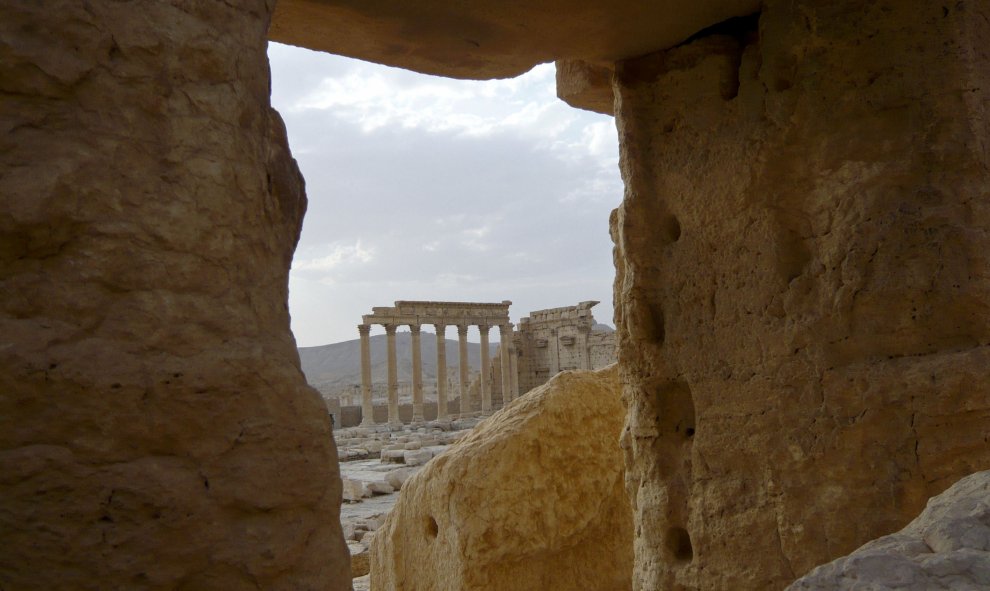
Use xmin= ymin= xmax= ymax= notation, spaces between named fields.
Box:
xmin=298 ymin=331 xmax=483 ymax=394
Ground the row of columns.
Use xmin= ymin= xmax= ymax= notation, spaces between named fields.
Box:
xmin=358 ymin=322 xmax=516 ymax=427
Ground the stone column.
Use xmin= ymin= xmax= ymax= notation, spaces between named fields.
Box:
xmin=499 ymin=323 xmax=514 ymax=406
xmin=384 ymin=324 xmax=400 ymax=427
xmin=548 ymin=328 xmax=561 ymax=375
xmin=577 ymin=324 xmax=592 ymax=370
xmin=359 ymin=324 xmax=374 ymax=426
xmin=410 ymin=324 xmax=424 ymax=424
xmin=457 ymin=324 xmax=470 ymax=419
xmin=479 ymin=324 xmax=491 ymax=414
xmin=510 ymin=336 xmax=520 ymax=400
xmin=435 ymin=323 xmax=448 ymax=421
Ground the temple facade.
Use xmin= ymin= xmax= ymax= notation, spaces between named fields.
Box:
xmin=357 ymin=300 xmax=516 ymax=426
xmin=351 ymin=300 xmax=615 ymax=427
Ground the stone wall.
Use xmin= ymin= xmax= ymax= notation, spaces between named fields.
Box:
xmin=515 ymin=301 xmax=617 ymax=394
xmin=0 ymin=1 xmax=349 ymax=589
xmin=7 ymin=1 xmax=990 ymax=589
xmin=613 ymin=2 xmax=990 ymax=588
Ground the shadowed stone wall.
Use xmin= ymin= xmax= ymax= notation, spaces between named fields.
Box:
xmin=0 ymin=1 xmax=350 ymax=588
xmin=613 ymin=2 xmax=990 ymax=588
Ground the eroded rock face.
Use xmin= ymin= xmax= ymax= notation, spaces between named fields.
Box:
xmin=270 ymin=0 xmax=759 ymax=79
xmin=613 ymin=2 xmax=990 ymax=589
xmin=787 ymin=471 xmax=990 ymax=590
xmin=370 ymin=365 xmax=633 ymax=591
xmin=0 ymin=1 xmax=349 ymax=588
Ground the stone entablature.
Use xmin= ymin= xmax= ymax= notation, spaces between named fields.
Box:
xmin=515 ymin=301 xmax=616 ymax=395
xmin=358 ymin=300 xmax=517 ymax=427
xmin=363 ymin=300 xmax=511 ymax=328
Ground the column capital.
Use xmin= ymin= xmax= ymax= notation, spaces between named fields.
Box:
xmin=456 ymin=324 xmax=469 ymax=336
xmin=384 ymin=323 xmax=397 ymax=334
xmin=409 ymin=324 xmax=421 ymax=335
xmin=434 ymin=322 xmax=446 ymax=333
xmin=478 ymin=324 xmax=490 ymax=335
xmin=358 ymin=324 xmax=371 ymax=335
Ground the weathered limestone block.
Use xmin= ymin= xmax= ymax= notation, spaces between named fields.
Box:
xmin=612 ymin=3 xmax=990 ymax=589
xmin=270 ymin=0 xmax=759 ymax=79
xmin=787 ymin=471 xmax=990 ymax=590
xmin=370 ymin=366 xmax=632 ymax=591
xmin=0 ymin=1 xmax=349 ymax=589
xmin=556 ymin=60 xmax=615 ymax=116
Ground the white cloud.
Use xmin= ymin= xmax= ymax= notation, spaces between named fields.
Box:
xmin=293 ymin=241 xmax=374 ymax=272
xmin=269 ymin=44 xmax=621 ymax=346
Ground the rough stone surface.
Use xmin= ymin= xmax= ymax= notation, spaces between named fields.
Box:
xmin=612 ymin=3 xmax=990 ymax=590
xmin=0 ymin=1 xmax=349 ymax=589
xmin=787 ymin=471 xmax=990 ymax=590
xmin=556 ymin=60 xmax=615 ymax=115
xmin=271 ymin=0 xmax=760 ymax=79
xmin=370 ymin=365 xmax=632 ymax=591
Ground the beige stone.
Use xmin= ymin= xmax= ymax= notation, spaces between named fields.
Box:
xmin=270 ymin=0 xmax=760 ymax=79
xmin=370 ymin=365 xmax=631 ymax=591
xmin=787 ymin=471 xmax=990 ymax=590
xmin=0 ymin=1 xmax=349 ymax=589
xmin=556 ymin=60 xmax=615 ymax=115
xmin=515 ymin=301 xmax=617 ymax=395
xmin=612 ymin=3 xmax=990 ymax=589
xmin=8 ymin=1 xmax=990 ymax=590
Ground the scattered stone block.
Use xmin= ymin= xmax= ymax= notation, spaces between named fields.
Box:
xmin=371 ymin=367 xmax=631 ymax=591
xmin=787 ymin=471 xmax=990 ymax=590
xmin=381 ymin=450 xmax=406 ymax=464
xmin=385 ymin=467 xmax=418 ymax=491
xmin=367 ymin=481 xmax=395 ymax=495
xmin=403 ymin=449 xmax=433 ymax=466
xmin=341 ymin=479 xmax=368 ymax=502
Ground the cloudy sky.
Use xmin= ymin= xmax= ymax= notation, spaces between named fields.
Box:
xmin=268 ymin=43 xmax=622 ymax=347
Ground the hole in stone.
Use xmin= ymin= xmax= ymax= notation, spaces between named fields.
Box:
xmin=655 ymin=380 xmax=695 ymax=440
xmin=681 ymin=13 xmax=761 ymax=46
xmin=426 ymin=515 xmax=439 ymax=538
xmin=775 ymin=227 xmax=812 ymax=284
xmin=663 ymin=215 xmax=681 ymax=244
xmin=648 ymin=301 xmax=666 ymax=344
xmin=665 ymin=526 xmax=693 ymax=562
xmin=774 ymin=77 xmax=793 ymax=92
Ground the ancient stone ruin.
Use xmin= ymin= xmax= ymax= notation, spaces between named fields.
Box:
xmin=356 ymin=300 xmax=515 ymax=426
xmin=514 ymin=300 xmax=616 ymax=393
xmin=336 ymin=300 xmax=617 ymax=428
xmin=3 ymin=1 xmax=989 ymax=590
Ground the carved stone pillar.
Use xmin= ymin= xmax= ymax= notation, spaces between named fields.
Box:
xmin=479 ymin=324 xmax=491 ymax=414
xmin=577 ymin=324 xmax=592 ymax=370
xmin=548 ymin=328 xmax=560 ymax=375
xmin=384 ymin=324 xmax=400 ymax=427
xmin=457 ymin=324 xmax=469 ymax=418
xmin=358 ymin=324 xmax=374 ymax=426
xmin=410 ymin=324 xmax=424 ymax=424
xmin=435 ymin=323 xmax=448 ymax=421
xmin=510 ymin=335 xmax=520 ymax=400
xmin=499 ymin=323 xmax=514 ymax=406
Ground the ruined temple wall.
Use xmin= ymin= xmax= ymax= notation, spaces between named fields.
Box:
xmin=0 ymin=1 xmax=349 ymax=588
xmin=613 ymin=2 xmax=990 ymax=589
xmin=589 ymin=331 xmax=617 ymax=370
xmin=515 ymin=303 xmax=616 ymax=394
